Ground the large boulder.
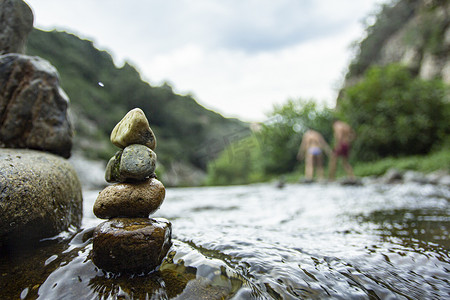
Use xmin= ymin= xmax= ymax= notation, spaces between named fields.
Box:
xmin=0 ymin=0 xmax=33 ymax=54
xmin=0 ymin=149 xmax=83 ymax=250
xmin=0 ymin=53 xmax=73 ymax=158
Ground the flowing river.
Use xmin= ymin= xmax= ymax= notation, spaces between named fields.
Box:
xmin=2 ymin=181 xmax=450 ymax=299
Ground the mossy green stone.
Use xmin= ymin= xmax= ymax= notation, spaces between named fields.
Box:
xmin=110 ymin=108 xmax=156 ymax=150
xmin=105 ymin=145 xmax=156 ymax=183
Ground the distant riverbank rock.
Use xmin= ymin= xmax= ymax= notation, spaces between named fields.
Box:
xmin=0 ymin=53 xmax=73 ymax=158
xmin=0 ymin=149 xmax=82 ymax=250
xmin=376 ymin=168 xmax=450 ymax=186
xmin=92 ymin=218 xmax=172 ymax=274
xmin=0 ymin=0 xmax=33 ymax=54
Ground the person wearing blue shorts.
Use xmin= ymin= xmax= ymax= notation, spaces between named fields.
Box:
xmin=297 ymin=130 xmax=331 ymax=182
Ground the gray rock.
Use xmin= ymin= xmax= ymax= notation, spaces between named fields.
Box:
xmin=105 ymin=145 xmax=156 ymax=183
xmin=120 ymin=144 xmax=156 ymax=180
xmin=0 ymin=0 xmax=33 ymax=54
xmin=437 ymin=174 xmax=450 ymax=187
xmin=0 ymin=54 xmax=73 ymax=158
xmin=92 ymin=217 xmax=172 ymax=274
xmin=381 ymin=168 xmax=403 ymax=184
xmin=0 ymin=149 xmax=83 ymax=249
xmin=403 ymin=170 xmax=428 ymax=184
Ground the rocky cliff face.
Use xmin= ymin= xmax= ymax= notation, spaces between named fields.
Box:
xmin=344 ymin=0 xmax=449 ymax=88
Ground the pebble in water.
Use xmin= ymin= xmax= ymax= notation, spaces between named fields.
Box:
xmin=92 ymin=108 xmax=171 ymax=274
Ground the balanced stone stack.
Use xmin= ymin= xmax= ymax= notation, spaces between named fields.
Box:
xmin=92 ymin=108 xmax=172 ymax=274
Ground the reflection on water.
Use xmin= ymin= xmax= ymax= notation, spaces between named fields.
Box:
xmin=1 ymin=182 xmax=449 ymax=299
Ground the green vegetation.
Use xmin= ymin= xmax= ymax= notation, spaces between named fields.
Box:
xmin=338 ymin=64 xmax=449 ymax=161
xmin=26 ymin=29 xmax=247 ymax=172
xmin=354 ymin=147 xmax=450 ymax=177
xmin=206 ymin=99 xmax=334 ymax=185
xmin=24 ymin=0 xmax=449 ymax=187
xmin=207 ymin=64 xmax=449 ymax=185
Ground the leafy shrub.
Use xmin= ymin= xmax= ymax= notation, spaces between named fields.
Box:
xmin=206 ymin=99 xmax=335 ymax=185
xmin=338 ymin=64 xmax=449 ymax=161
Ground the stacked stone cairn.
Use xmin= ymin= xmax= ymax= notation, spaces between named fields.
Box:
xmin=92 ymin=108 xmax=172 ymax=274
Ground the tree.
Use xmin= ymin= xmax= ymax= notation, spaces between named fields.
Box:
xmin=338 ymin=64 xmax=449 ymax=161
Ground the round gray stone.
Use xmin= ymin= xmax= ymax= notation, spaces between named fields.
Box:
xmin=0 ymin=149 xmax=83 ymax=250
xmin=105 ymin=144 xmax=157 ymax=183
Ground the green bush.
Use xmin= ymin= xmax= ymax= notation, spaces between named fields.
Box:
xmin=206 ymin=99 xmax=335 ymax=185
xmin=354 ymin=147 xmax=450 ymax=176
xmin=338 ymin=64 xmax=449 ymax=161
xmin=258 ymin=99 xmax=334 ymax=175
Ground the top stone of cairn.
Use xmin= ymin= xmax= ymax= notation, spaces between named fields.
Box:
xmin=110 ymin=108 xmax=156 ymax=150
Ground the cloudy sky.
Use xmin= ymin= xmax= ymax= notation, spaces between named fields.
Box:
xmin=24 ymin=0 xmax=385 ymax=122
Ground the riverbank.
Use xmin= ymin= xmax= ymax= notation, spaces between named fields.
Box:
xmin=282 ymin=147 xmax=450 ymax=184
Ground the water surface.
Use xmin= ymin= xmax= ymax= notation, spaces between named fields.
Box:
xmin=2 ymin=181 xmax=449 ymax=299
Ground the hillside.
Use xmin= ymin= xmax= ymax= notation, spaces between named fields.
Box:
xmin=25 ymin=29 xmax=248 ymax=185
xmin=344 ymin=0 xmax=449 ymax=89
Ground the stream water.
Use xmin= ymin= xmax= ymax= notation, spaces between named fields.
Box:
xmin=2 ymin=181 xmax=450 ymax=299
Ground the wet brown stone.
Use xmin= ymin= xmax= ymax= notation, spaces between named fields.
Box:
xmin=93 ymin=178 xmax=165 ymax=219
xmin=92 ymin=218 xmax=172 ymax=274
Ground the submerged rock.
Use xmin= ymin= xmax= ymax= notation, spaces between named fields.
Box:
xmin=110 ymin=108 xmax=156 ymax=150
xmin=0 ymin=149 xmax=82 ymax=250
xmin=0 ymin=0 xmax=33 ymax=54
xmin=0 ymin=229 xmax=246 ymax=299
xmin=93 ymin=178 xmax=165 ymax=219
xmin=92 ymin=218 xmax=172 ymax=274
xmin=0 ymin=54 xmax=73 ymax=158
xmin=105 ymin=144 xmax=156 ymax=183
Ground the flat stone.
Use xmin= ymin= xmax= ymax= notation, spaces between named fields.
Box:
xmin=0 ymin=53 xmax=73 ymax=158
xmin=105 ymin=145 xmax=156 ymax=183
xmin=0 ymin=0 xmax=33 ymax=54
xmin=93 ymin=178 xmax=165 ymax=219
xmin=110 ymin=108 xmax=156 ymax=150
xmin=92 ymin=217 xmax=172 ymax=274
xmin=0 ymin=148 xmax=82 ymax=250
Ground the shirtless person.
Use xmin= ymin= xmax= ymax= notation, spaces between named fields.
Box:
xmin=297 ymin=130 xmax=331 ymax=181
xmin=328 ymin=120 xmax=355 ymax=180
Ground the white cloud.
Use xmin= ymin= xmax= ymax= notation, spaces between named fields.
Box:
xmin=25 ymin=0 xmax=386 ymax=121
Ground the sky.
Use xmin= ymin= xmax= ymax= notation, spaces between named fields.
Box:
xmin=24 ymin=0 xmax=386 ymax=122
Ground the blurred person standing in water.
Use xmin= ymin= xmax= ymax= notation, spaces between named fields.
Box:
xmin=328 ymin=120 xmax=355 ymax=180
xmin=297 ymin=129 xmax=332 ymax=182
